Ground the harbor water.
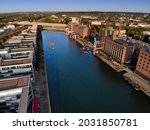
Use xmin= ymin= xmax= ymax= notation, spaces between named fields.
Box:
xmin=42 ymin=31 xmax=150 ymax=113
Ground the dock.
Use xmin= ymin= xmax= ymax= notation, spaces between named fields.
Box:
xmin=123 ymin=72 xmax=150 ymax=97
xmin=95 ymin=51 xmax=124 ymax=72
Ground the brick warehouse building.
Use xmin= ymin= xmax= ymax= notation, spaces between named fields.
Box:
xmin=135 ymin=49 xmax=150 ymax=80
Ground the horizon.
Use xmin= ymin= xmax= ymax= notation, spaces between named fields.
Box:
xmin=0 ymin=0 xmax=150 ymax=13
xmin=0 ymin=11 xmax=150 ymax=14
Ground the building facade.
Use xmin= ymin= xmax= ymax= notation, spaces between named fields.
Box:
xmin=68 ymin=21 xmax=89 ymax=38
xmin=104 ymin=38 xmax=134 ymax=64
xmin=135 ymin=49 xmax=150 ymax=80
xmin=0 ymin=76 xmax=32 ymax=113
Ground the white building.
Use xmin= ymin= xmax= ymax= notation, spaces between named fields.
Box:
xmin=71 ymin=17 xmax=79 ymax=24
xmin=4 ymin=25 xmax=15 ymax=30
xmin=0 ymin=48 xmax=34 ymax=80
xmin=91 ymin=21 xmax=102 ymax=25
xmin=143 ymin=31 xmax=150 ymax=35
xmin=0 ymin=28 xmax=5 ymax=33
xmin=129 ymin=23 xmax=150 ymax=28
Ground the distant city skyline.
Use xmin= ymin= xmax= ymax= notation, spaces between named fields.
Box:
xmin=0 ymin=0 xmax=150 ymax=13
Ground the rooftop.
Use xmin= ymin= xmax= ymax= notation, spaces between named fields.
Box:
xmin=142 ymin=48 xmax=150 ymax=54
xmin=0 ymin=76 xmax=31 ymax=113
xmin=0 ymin=58 xmax=32 ymax=66
xmin=0 ymin=76 xmax=30 ymax=91
xmin=114 ymin=39 xmax=134 ymax=47
xmin=10 ymin=47 xmax=34 ymax=53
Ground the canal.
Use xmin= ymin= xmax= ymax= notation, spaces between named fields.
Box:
xmin=42 ymin=31 xmax=150 ymax=113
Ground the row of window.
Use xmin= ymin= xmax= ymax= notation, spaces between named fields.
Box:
xmin=1 ymin=65 xmax=32 ymax=70
xmin=141 ymin=52 xmax=150 ymax=58
xmin=139 ymin=61 xmax=150 ymax=66
xmin=139 ymin=58 xmax=150 ymax=63
xmin=138 ymin=65 xmax=150 ymax=73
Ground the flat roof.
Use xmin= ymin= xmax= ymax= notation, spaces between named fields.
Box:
xmin=0 ymin=58 xmax=32 ymax=66
xmin=141 ymin=49 xmax=150 ymax=54
xmin=10 ymin=48 xmax=34 ymax=52
xmin=0 ymin=76 xmax=30 ymax=91
xmin=4 ymin=42 xmax=33 ymax=47
xmin=114 ymin=39 xmax=134 ymax=46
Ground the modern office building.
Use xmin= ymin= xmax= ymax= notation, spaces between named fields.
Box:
xmin=0 ymin=26 xmax=36 ymax=113
xmin=0 ymin=76 xmax=33 ymax=113
xmin=0 ymin=48 xmax=34 ymax=80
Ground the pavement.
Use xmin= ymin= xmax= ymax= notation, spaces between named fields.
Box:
xmin=124 ymin=72 xmax=150 ymax=96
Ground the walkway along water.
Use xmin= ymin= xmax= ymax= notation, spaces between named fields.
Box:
xmin=33 ymin=26 xmax=51 ymax=112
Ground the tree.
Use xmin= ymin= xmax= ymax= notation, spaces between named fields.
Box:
xmin=63 ymin=17 xmax=69 ymax=24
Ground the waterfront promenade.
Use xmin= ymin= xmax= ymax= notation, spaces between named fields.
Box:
xmin=124 ymin=72 xmax=150 ymax=96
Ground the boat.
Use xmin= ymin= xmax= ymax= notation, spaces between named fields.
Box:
xmin=49 ymin=41 xmax=55 ymax=49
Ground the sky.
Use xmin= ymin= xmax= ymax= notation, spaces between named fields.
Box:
xmin=0 ymin=0 xmax=150 ymax=13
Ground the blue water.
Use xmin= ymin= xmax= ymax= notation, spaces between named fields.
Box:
xmin=42 ymin=31 xmax=150 ymax=113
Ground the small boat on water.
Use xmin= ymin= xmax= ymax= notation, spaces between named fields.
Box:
xmin=49 ymin=41 xmax=55 ymax=49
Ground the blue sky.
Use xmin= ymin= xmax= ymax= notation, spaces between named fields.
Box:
xmin=0 ymin=0 xmax=150 ymax=13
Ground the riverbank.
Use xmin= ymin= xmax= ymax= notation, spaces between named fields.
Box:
xmin=34 ymin=26 xmax=51 ymax=112
xmin=96 ymin=51 xmax=150 ymax=97
xmin=95 ymin=51 xmax=124 ymax=72
xmin=124 ymin=72 xmax=150 ymax=96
